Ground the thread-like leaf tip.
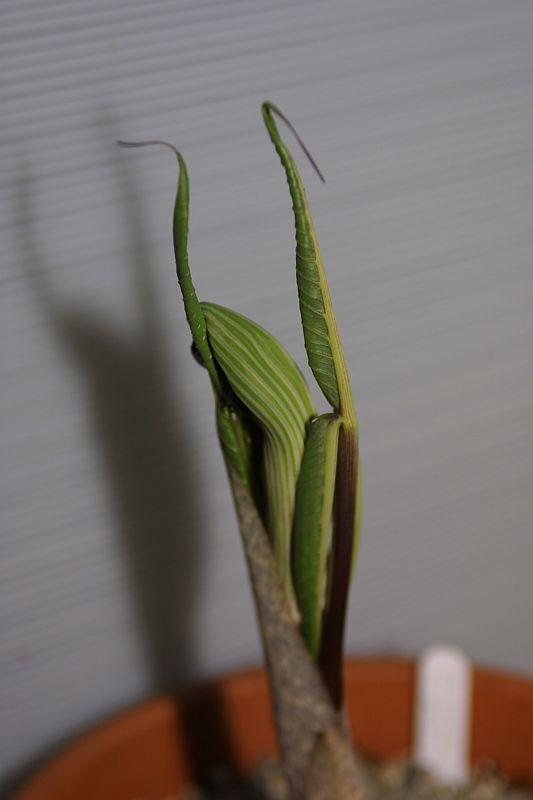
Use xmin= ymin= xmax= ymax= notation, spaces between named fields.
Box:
xmin=116 ymin=139 xmax=181 ymax=160
xmin=262 ymin=102 xmax=326 ymax=184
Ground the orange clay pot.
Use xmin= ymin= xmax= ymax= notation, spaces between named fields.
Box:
xmin=13 ymin=657 xmax=533 ymax=799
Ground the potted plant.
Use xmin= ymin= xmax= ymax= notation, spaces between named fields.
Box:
xmin=13 ymin=104 xmax=533 ymax=800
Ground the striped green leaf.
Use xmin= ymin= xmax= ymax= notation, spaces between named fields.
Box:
xmin=117 ymin=140 xmax=260 ymax=492
xmin=161 ymin=146 xmax=263 ymax=493
xmin=170 ymin=151 xmax=223 ymax=393
xmin=262 ymin=103 xmax=361 ymax=704
xmin=201 ymin=301 xmax=315 ymax=598
xmin=293 ymin=414 xmax=340 ymax=656
xmin=117 ymin=140 xmax=221 ymax=392
xmin=262 ymin=103 xmax=356 ymax=423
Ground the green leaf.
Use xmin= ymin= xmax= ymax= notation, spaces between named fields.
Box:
xmin=293 ymin=414 xmax=340 ymax=657
xmin=262 ymin=103 xmax=356 ymax=424
xmin=262 ymin=104 xmax=361 ymax=706
xmin=202 ymin=301 xmax=315 ymax=598
xmin=117 ymin=139 xmax=222 ymax=393
xmin=170 ymin=150 xmax=224 ymax=393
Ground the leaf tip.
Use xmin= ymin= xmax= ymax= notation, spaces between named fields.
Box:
xmin=262 ymin=102 xmax=326 ymax=184
xmin=115 ymin=139 xmax=183 ymax=163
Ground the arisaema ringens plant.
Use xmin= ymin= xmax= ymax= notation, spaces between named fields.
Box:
xmin=119 ymin=103 xmax=364 ymax=799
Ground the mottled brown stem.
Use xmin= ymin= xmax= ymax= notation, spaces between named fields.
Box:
xmin=227 ymin=466 xmax=367 ymax=800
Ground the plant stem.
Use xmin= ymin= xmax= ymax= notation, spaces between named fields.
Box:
xmin=228 ymin=466 xmax=367 ymax=800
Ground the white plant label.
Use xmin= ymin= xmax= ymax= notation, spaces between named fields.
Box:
xmin=413 ymin=644 xmax=472 ymax=784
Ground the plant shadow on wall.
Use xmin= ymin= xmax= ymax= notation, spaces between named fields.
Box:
xmin=15 ymin=121 xmax=204 ymax=694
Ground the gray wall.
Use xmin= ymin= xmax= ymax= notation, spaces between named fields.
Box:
xmin=2 ymin=0 xmax=532 ymax=787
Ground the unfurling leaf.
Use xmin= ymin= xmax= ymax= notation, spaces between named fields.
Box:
xmin=202 ymin=302 xmax=315 ymax=599
xmin=293 ymin=414 xmax=340 ymax=656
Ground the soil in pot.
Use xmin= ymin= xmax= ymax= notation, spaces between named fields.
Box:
xmin=176 ymin=758 xmax=533 ymax=800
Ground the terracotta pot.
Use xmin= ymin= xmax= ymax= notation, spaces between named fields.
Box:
xmin=13 ymin=657 xmax=533 ymax=799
